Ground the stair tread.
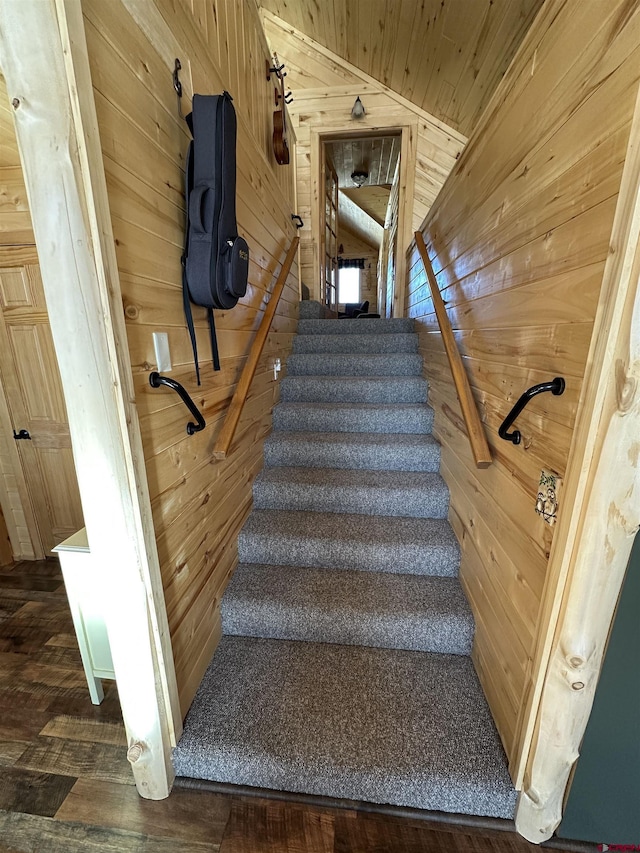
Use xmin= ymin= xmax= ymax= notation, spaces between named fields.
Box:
xmin=253 ymin=467 xmax=449 ymax=518
xmin=273 ymin=402 xmax=435 ymax=434
xmin=238 ymin=509 xmax=460 ymax=575
xmin=222 ymin=564 xmax=473 ymax=655
xmin=264 ymin=431 xmax=442 ymax=472
xmin=172 ymin=635 xmax=516 ymax=818
xmin=265 ymin=430 xmax=440 ymax=449
xmin=280 ymin=375 xmax=427 ymax=403
xmin=293 ymin=333 xmax=418 ymax=353
xmin=287 ymin=353 xmax=423 ymax=375
xmin=298 ymin=318 xmax=414 ymax=334
xmin=256 ymin=467 xmax=446 ymax=490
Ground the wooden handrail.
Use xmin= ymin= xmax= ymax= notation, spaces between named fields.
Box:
xmin=213 ymin=236 xmax=299 ymax=460
xmin=415 ymin=231 xmax=492 ymax=469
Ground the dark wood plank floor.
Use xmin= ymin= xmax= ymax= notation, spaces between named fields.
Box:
xmin=0 ymin=559 xmax=588 ymax=852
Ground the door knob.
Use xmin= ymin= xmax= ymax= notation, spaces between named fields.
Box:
xmin=13 ymin=429 xmax=31 ymax=440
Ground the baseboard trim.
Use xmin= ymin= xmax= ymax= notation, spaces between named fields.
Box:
xmin=173 ymin=777 xmax=593 ymax=851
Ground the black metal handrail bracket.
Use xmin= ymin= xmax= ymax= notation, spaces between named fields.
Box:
xmin=499 ymin=377 xmax=565 ymax=445
xmin=149 ymin=371 xmax=206 ymax=435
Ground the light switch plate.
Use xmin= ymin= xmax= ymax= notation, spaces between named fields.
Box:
xmin=153 ymin=332 xmax=172 ymax=372
xmin=536 ymin=469 xmax=562 ymax=526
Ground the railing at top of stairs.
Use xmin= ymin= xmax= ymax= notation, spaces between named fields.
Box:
xmin=414 ymin=231 xmax=492 ymax=469
xmin=212 ymin=235 xmax=299 ymax=460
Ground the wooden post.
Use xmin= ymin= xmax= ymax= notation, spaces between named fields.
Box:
xmin=0 ymin=0 xmax=181 ymax=798
xmin=514 ymin=81 xmax=640 ymax=842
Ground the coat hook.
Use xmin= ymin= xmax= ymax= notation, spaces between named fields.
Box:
xmin=291 ymin=214 xmax=304 ymax=229
xmin=173 ymin=58 xmax=184 ymax=120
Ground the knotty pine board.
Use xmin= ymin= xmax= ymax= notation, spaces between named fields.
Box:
xmin=408 ymin=0 xmax=640 ymax=775
xmin=83 ymin=0 xmax=298 ymax=713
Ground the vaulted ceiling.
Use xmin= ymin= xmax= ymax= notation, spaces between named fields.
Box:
xmin=258 ymin=0 xmax=545 ymax=136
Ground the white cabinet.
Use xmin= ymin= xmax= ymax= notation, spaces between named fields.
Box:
xmin=53 ymin=528 xmax=115 ymax=704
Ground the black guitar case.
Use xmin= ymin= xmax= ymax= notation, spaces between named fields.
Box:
xmin=182 ymin=92 xmax=250 ymax=384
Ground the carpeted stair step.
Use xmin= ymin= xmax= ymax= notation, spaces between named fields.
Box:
xmin=263 ymin=431 xmax=442 ymax=472
xmin=279 ymin=376 xmax=427 ymax=404
xmin=293 ymin=333 xmax=418 ymax=354
xmin=253 ymin=467 xmax=449 ymax=518
xmin=287 ymin=353 xmax=423 ymax=376
xmin=238 ymin=509 xmax=460 ymax=575
xmin=222 ymin=565 xmax=473 ymax=655
xmin=298 ymin=318 xmax=414 ymax=335
xmin=273 ymin=402 xmax=434 ymax=434
xmin=172 ymin=636 xmax=517 ymax=819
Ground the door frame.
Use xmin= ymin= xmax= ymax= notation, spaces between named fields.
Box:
xmin=311 ymin=121 xmax=417 ymax=318
xmin=0 ymin=0 xmax=181 ymax=798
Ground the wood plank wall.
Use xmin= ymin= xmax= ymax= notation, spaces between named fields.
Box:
xmin=406 ymin=0 xmax=640 ymax=780
xmin=261 ymin=10 xmax=465 ymax=302
xmin=81 ymin=0 xmax=298 ymax=714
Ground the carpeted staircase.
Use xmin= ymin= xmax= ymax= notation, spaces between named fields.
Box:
xmin=173 ymin=316 xmax=517 ymax=820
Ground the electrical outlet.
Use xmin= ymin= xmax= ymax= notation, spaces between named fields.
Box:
xmin=535 ymin=469 xmax=562 ymax=526
xmin=153 ymin=332 xmax=172 ymax=372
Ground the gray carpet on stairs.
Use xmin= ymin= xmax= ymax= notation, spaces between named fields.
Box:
xmin=287 ymin=353 xmax=424 ymax=375
xmin=253 ymin=467 xmax=450 ymax=517
xmin=293 ymin=333 xmax=418 ymax=353
xmin=172 ymin=636 xmax=517 ymax=819
xmin=273 ymin=402 xmax=435 ymax=433
xmin=222 ymin=564 xmax=474 ymax=654
xmin=174 ymin=313 xmax=517 ymax=820
xmin=298 ymin=318 xmax=415 ymax=334
xmin=263 ymin=431 xmax=442 ymax=471
xmin=238 ymin=509 xmax=461 ymax=575
xmin=280 ymin=375 xmax=428 ymax=403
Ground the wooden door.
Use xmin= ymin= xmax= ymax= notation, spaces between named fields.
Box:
xmin=322 ymin=155 xmax=338 ymax=311
xmin=0 ymin=248 xmax=84 ymax=554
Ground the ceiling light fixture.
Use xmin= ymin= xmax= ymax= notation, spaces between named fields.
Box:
xmin=351 ymin=170 xmax=368 ymax=188
xmin=351 ymin=96 xmax=365 ymax=119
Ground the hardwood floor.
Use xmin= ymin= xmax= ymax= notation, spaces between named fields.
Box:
xmin=0 ymin=559 xmax=585 ymax=852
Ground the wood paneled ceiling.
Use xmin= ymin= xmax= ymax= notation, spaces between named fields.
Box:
xmin=258 ymin=0 xmax=545 ymax=135
xmin=325 ymin=134 xmax=400 ymax=189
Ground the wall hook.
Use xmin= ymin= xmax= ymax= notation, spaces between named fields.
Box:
xmin=173 ymin=58 xmax=184 ymax=120
xmin=291 ymin=214 xmax=304 ymax=229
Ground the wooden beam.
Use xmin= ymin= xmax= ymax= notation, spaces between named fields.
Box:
xmin=213 ymin=236 xmax=299 ymax=459
xmin=0 ymin=0 xmax=181 ymax=798
xmin=514 ymin=80 xmax=640 ymax=842
xmin=415 ymin=231 xmax=492 ymax=468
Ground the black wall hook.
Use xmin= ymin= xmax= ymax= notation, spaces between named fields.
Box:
xmin=499 ymin=377 xmax=565 ymax=445
xmin=173 ymin=58 xmax=184 ymax=119
xmin=291 ymin=214 xmax=304 ymax=229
